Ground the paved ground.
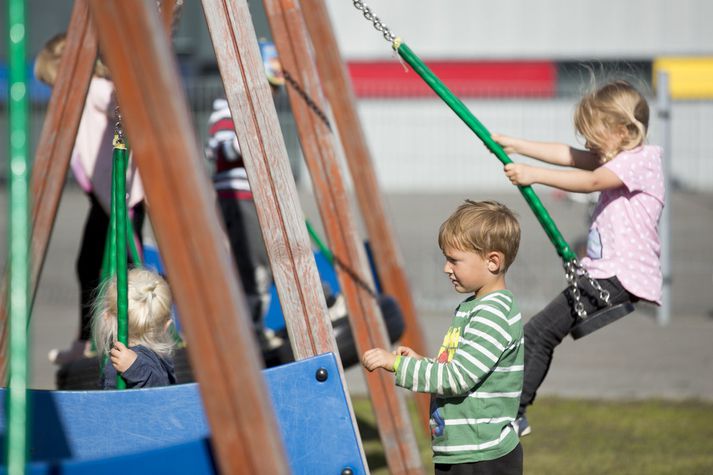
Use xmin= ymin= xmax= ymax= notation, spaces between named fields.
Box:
xmin=1 ymin=185 xmax=712 ymax=401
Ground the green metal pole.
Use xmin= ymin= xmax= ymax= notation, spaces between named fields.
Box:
xmin=7 ymin=0 xmax=30 ymax=471
xmin=127 ymin=216 xmax=142 ymax=266
xmin=113 ymin=142 xmax=129 ymax=389
xmin=395 ymin=42 xmax=576 ymax=263
xmin=305 ymin=220 xmax=333 ymax=264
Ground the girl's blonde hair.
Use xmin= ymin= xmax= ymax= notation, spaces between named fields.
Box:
xmin=438 ymin=200 xmax=521 ymax=272
xmin=574 ymin=80 xmax=649 ymax=161
xmin=34 ymin=32 xmax=110 ymax=86
xmin=92 ymin=268 xmax=175 ymax=359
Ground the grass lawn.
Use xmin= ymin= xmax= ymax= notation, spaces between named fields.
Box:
xmin=352 ymin=396 xmax=713 ymax=475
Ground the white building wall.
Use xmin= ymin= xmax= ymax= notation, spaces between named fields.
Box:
xmin=327 ymin=0 xmax=713 ymax=60
xmin=299 ymin=97 xmax=713 ymax=193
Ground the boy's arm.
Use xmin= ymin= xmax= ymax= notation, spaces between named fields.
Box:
xmin=492 ymin=134 xmax=600 ymax=170
xmin=395 ymin=299 xmax=516 ymax=396
xmin=504 ymin=163 xmax=623 ymax=192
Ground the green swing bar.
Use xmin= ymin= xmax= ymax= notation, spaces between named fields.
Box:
xmin=6 ymin=0 xmax=30 ymax=471
xmin=350 ymin=1 xmax=575 ymax=264
xmin=111 ymin=129 xmax=130 ymax=389
xmin=394 ymin=41 xmax=577 ymax=264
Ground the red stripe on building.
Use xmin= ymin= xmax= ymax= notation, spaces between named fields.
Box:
xmin=347 ymin=61 xmax=557 ymax=98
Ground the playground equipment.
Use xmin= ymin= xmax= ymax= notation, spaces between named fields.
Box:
xmin=2 ymin=0 xmax=430 ymax=473
xmin=350 ymin=0 xmax=634 ymax=339
xmin=1 ymin=353 xmax=365 ymax=474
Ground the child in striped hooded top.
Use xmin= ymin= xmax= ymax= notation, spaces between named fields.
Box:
xmin=362 ymin=200 xmax=524 ymax=474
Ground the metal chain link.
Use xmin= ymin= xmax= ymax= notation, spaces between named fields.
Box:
xmin=564 ymin=259 xmax=612 ymax=320
xmin=564 ymin=260 xmax=587 ymax=318
xmin=588 ymin=273 xmax=611 ymax=305
xmin=352 ymin=0 xmax=396 ymax=44
xmin=283 ymin=70 xmax=332 ymax=132
xmin=113 ymin=106 xmax=125 ymax=147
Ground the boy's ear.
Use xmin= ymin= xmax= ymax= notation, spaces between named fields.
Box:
xmin=486 ymin=251 xmax=504 ymax=273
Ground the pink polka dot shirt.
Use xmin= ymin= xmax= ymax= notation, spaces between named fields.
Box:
xmin=580 ymin=145 xmax=664 ymax=304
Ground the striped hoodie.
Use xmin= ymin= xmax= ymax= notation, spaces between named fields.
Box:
xmin=394 ymin=290 xmax=524 ymax=464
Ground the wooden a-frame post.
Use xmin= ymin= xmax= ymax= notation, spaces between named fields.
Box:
xmin=87 ymin=1 xmax=291 ymax=472
xmin=0 ymin=0 xmax=366 ymax=473
xmin=200 ymin=0 xmax=368 ymax=467
xmin=0 ymin=0 xmax=185 ymax=382
xmin=300 ymin=0 xmax=432 ymax=429
xmin=263 ymin=0 xmax=425 ymax=473
xmin=0 ymin=0 xmax=96 ymax=381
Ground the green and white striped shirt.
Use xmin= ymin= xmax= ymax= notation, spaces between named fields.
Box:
xmin=394 ymin=290 xmax=524 ymax=464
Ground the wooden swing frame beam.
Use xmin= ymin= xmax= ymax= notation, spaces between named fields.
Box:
xmin=263 ymin=0 xmax=424 ymax=472
xmin=1 ymin=0 xmax=430 ymax=472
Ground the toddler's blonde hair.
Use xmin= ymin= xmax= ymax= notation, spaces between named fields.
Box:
xmin=574 ymin=80 xmax=649 ymax=161
xmin=438 ymin=200 xmax=521 ymax=272
xmin=92 ymin=268 xmax=175 ymax=359
xmin=34 ymin=32 xmax=110 ymax=87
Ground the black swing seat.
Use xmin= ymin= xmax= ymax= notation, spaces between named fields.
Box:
xmin=570 ymin=302 xmax=635 ymax=340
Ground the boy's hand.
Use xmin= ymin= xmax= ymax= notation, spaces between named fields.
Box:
xmin=504 ymin=163 xmax=536 ymax=186
xmin=110 ymin=341 xmax=137 ymax=373
xmin=362 ymin=348 xmax=397 ymax=373
xmin=394 ymin=346 xmax=422 ymax=359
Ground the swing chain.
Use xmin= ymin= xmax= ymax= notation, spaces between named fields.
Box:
xmin=352 ymin=0 xmax=396 ymax=44
xmin=588 ymin=273 xmax=611 ymax=306
xmin=113 ymin=106 xmax=125 ymax=147
xmin=564 ymin=260 xmax=587 ymax=319
xmin=283 ymin=70 xmax=332 ymax=131
xmin=564 ymin=260 xmax=612 ymax=320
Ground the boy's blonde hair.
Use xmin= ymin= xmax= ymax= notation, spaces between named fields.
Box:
xmin=34 ymin=32 xmax=110 ymax=86
xmin=574 ymin=80 xmax=649 ymax=161
xmin=92 ymin=268 xmax=175 ymax=359
xmin=438 ymin=200 xmax=520 ymax=272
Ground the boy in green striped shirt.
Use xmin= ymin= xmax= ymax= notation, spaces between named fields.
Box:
xmin=363 ymin=200 xmax=524 ymax=474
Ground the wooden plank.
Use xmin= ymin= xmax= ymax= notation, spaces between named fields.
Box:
xmin=200 ymin=0 xmax=338 ymax=361
xmin=263 ymin=0 xmax=425 ymax=472
xmin=301 ymin=0 xmax=432 ymax=429
xmin=87 ymin=2 xmax=288 ymax=473
xmin=0 ymin=0 xmax=96 ymax=382
xmin=200 ymin=0 xmax=367 ymax=466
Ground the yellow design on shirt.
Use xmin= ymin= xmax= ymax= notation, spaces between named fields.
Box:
xmin=436 ymin=327 xmax=460 ymax=363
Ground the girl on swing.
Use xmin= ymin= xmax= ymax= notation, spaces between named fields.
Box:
xmin=92 ymin=268 xmax=177 ymax=389
xmin=493 ymin=80 xmax=664 ymax=436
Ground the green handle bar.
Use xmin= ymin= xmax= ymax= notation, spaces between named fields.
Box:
xmin=306 ymin=220 xmax=334 ymax=264
xmin=396 ymin=42 xmax=576 ymax=263
xmin=7 ymin=0 xmax=30 ymax=470
xmin=113 ymin=143 xmax=129 ymax=389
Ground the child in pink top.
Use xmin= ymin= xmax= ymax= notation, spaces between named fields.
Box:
xmin=493 ymin=80 xmax=664 ymax=436
xmin=35 ymin=33 xmax=145 ymax=365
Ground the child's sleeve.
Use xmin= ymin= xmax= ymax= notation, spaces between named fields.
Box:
xmin=121 ymin=349 xmax=172 ymax=388
xmin=605 ymin=147 xmax=662 ymax=196
xmin=394 ymin=299 xmax=517 ymax=396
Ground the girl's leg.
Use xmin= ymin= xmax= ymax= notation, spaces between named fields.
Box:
xmin=50 ymin=195 xmax=108 ymax=364
xmin=519 ymin=275 xmax=636 ymax=417
xmin=519 ymin=287 xmax=574 ymax=416
xmin=76 ymin=195 xmax=109 ymax=342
